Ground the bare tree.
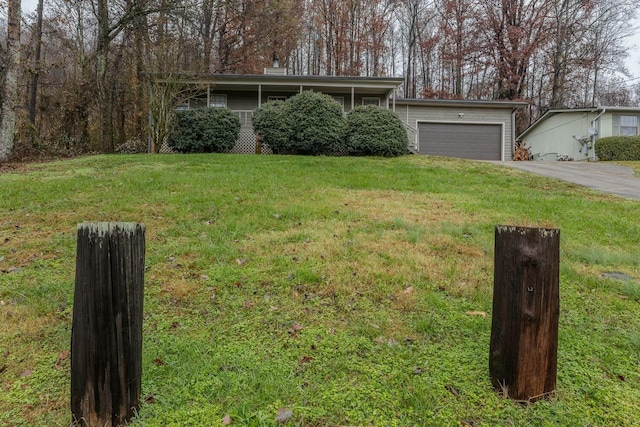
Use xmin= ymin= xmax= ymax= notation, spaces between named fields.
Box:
xmin=0 ymin=0 xmax=21 ymax=162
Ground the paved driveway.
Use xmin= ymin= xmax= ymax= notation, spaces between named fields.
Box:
xmin=497 ymin=162 xmax=640 ymax=200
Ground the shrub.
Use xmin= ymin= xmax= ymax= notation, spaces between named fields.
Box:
xmin=251 ymin=100 xmax=290 ymax=154
xmin=115 ymin=139 xmax=147 ymax=154
xmin=345 ymin=106 xmax=409 ymax=157
xmin=168 ymin=107 xmax=240 ymax=153
xmin=283 ymin=91 xmax=347 ymax=155
xmin=595 ymin=136 xmax=640 ymax=161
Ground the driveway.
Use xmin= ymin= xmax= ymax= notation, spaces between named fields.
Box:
xmin=497 ymin=162 xmax=640 ymax=200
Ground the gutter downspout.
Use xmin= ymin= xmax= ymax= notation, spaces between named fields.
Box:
xmin=591 ymin=108 xmax=606 ymax=161
xmin=510 ymin=108 xmax=516 ymax=162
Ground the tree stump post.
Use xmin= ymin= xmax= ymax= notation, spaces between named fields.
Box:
xmin=490 ymin=225 xmax=560 ymax=402
xmin=71 ymin=222 xmax=145 ymax=426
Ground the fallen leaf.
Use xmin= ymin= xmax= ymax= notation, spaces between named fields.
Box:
xmin=288 ymin=322 xmax=304 ymax=337
xmin=403 ymin=286 xmax=414 ymax=295
xmin=21 ymin=370 xmax=33 ymax=378
xmin=275 ymin=407 xmax=293 ymax=423
xmin=412 ymin=366 xmax=423 ymax=375
xmin=58 ymin=350 xmax=70 ymax=361
xmin=446 ymin=385 xmax=460 ymax=397
xmin=298 ymin=355 xmax=314 ymax=365
xmin=465 ymin=311 xmax=488 ymax=318
xmin=242 ymin=301 xmax=254 ymax=309
xmin=222 ymin=414 xmax=233 ymax=425
xmin=235 ymin=258 xmax=248 ymax=266
xmin=617 ymin=375 xmax=626 ymax=382
xmin=153 ymin=357 xmax=165 ymax=367
xmin=0 ymin=365 xmax=7 ymax=374
xmin=144 ymin=394 xmax=156 ymax=404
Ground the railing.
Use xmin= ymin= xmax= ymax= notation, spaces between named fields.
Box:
xmin=234 ymin=110 xmax=254 ymax=129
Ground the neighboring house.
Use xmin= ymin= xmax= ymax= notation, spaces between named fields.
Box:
xmin=149 ymin=66 xmax=525 ymax=160
xmin=518 ymin=107 xmax=640 ymax=161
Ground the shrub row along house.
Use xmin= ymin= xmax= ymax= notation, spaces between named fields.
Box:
xmin=147 ymin=65 xmax=526 ymax=160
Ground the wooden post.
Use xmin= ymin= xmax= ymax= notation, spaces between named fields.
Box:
xmin=71 ymin=223 xmax=145 ymax=426
xmin=490 ymin=225 xmax=560 ymax=402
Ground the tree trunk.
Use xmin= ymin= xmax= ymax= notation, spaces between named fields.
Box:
xmin=97 ymin=0 xmax=114 ymax=152
xmin=28 ymin=0 xmax=44 ymax=126
xmin=0 ymin=0 xmax=22 ymax=162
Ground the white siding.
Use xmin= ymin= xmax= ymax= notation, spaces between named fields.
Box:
xmin=522 ymin=112 xmax=599 ymax=161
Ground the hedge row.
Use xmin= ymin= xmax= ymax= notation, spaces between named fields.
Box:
xmin=253 ymin=91 xmax=409 ymax=157
xmin=595 ymin=136 xmax=640 ymax=161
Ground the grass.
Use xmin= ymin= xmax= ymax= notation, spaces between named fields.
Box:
xmin=1 ymin=154 xmax=639 ymax=426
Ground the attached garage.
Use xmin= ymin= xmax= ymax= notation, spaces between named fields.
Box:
xmin=417 ymin=122 xmax=503 ymax=160
xmin=395 ymin=98 xmax=526 ymax=161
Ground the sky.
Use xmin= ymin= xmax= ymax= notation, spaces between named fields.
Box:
xmin=18 ymin=0 xmax=640 ymax=82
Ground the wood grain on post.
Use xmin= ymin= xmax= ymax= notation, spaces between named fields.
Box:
xmin=71 ymin=222 xmax=145 ymax=426
xmin=490 ymin=225 xmax=560 ymax=402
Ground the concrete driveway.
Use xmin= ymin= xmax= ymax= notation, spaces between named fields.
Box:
xmin=497 ymin=162 xmax=640 ymax=200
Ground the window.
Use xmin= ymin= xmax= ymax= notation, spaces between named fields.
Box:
xmin=362 ymin=97 xmax=380 ymax=107
xmin=174 ymin=102 xmax=189 ymax=111
xmin=209 ymin=94 xmax=227 ymax=108
xmin=267 ymin=96 xmax=287 ymax=102
xmin=332 ymin=97 xmax=345 ymax=111
xmin=620 ymin=115 xmax=638 ymax=136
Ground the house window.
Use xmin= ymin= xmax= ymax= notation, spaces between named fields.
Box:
xmin=209 ymin=94 xmax=227 ymax=108
xmin=332 ymin=97 xmax=345 ymax=111
xmin=362 ymin=97 xmax=380 ymax=107
xmin=175 ymin=102 xmax=189 ymax=111
xmin=268 ymin=96 xmax=287 ymax=102
xmin=620 ymin=115 xmax=638 ymax=136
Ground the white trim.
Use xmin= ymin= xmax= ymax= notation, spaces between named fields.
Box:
xmin=415 ymin=120 xmax=506 ymax=161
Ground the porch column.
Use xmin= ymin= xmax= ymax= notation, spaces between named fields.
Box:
xmin=300 ymin=85 xmax=303 ymax=94
xmin=207 ymin=84 xmax=210 ymax=107
xmin=351 ymin=87 xmax=355 ymax=111
xmin=258 ymin=84 xmax=262 ymax=106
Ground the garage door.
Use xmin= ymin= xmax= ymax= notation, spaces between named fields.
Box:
xmin=418 ymin=123 xmax=502 ymax=160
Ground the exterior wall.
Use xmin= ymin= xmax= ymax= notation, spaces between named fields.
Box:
xmin=599 ymin=113 xmax=614 ymax=138
xmin=399 ymin=104 xmax=515 ymax=160
xmin=521 ymin=111 xmax=599 ymax=161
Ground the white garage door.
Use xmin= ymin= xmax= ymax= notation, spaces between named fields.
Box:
xmin=418 ymin=123 xmax=502 ymax=160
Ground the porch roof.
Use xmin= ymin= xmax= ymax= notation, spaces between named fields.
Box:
xmin=143 ymin=72 xmax=404 ymax=96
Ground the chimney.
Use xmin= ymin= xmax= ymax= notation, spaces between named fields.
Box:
xmin=264 ymin=56 xmax=286 ymax=75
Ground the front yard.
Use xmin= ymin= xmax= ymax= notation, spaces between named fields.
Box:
xmin=1 ymin=154 xmax=639 ymax=426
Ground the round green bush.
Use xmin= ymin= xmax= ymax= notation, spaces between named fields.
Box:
xmin=283 ymin=91 xmax=347 ymax=155
xmin=251 ymin=100 xmax=290 ymax=154
xmin=595 ymin=136 xmax=640 ymax=161
xmin=345 ymin=106 xmax=409 ymax=157
xmin=168 ymin=107 xmax=240 ymax=153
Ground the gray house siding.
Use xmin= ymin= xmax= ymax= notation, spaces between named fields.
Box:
xmin=397 ymin=103 xmax=516 ymax=161
xmin=153 ymin=73 xmax=523 ymax=158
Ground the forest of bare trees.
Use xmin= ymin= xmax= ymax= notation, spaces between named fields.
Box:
xmin=0 ymin=0 xmax=638 ymax=160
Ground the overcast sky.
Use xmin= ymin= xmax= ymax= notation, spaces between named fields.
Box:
xmin=18 ymin=0 xmax=640 ymax=82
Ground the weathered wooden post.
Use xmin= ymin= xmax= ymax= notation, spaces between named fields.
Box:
xmin=71 ymin=222 xmax=145 ymax=426
xmin=490 ymin=225 xmax=560 ymax=402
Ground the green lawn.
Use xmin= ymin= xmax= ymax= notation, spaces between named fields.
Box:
xmin=1 ymin=154 xmax=639 ymax=426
